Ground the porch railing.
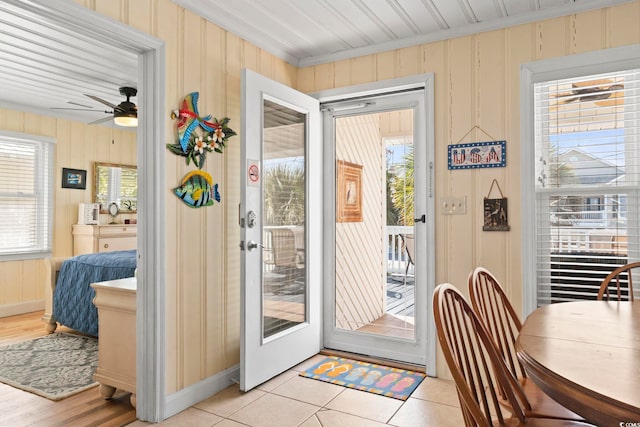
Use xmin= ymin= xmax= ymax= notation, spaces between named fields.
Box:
xmin=387 ymin=226 xmax=413 ymax=274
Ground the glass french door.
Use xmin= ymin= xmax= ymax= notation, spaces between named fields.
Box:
xmin=240 ymin=69 xmax=322 ymax=391
xmin=323 ymin=89 xmax=432 ymax=366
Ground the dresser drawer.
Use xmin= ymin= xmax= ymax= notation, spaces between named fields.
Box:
xmin=99 ymin=225 xmax=137 ymax=237
xmin=98 ymin=236 xmax=137 ymax=253
xmin=73 ymin=224 xmax=138 ymax=255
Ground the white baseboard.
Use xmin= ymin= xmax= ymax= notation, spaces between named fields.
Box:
xmin=0 ymin=300 xmax=44 ymax=318
xmin=163 ymin=365 xmax=239 ymax=420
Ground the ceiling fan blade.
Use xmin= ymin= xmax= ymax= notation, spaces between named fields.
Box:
xmin=88 ymin=116 xmax=114 ymax=125
xmin=84 ymin=94 xmax=119 ymax=110
xmin=51 ymin=107 xmax=112 ymax=113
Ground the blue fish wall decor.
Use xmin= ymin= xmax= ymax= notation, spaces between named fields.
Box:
xmin=173 ymin=170 xmax=220 ymax=208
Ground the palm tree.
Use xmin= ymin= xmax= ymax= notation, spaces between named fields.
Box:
xmin=390 ymin=149 xmax=414 ymax=226
xmin=263 ymin=163 xmax=305 ymax=226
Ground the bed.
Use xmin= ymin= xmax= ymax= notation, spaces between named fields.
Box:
xmin=43 ymin=250 xmax=137 ymax=336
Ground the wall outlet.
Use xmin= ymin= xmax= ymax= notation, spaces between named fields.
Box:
xmin=441 ymin=196 xmax=467 ymax=215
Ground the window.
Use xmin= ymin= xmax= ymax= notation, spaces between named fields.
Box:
xmin=0 ymin=131 xmax=55 ymax=260
xmin=522 ymin=47 xmax=640 ymax=312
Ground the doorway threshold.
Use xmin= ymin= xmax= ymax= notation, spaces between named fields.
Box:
xmin=319 ymin=348 xmax=426 ymax=374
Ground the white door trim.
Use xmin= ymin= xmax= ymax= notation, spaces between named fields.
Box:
xmin=316 ymin=74 xmax=436 ymax=376
xmin=8 ymin=0 xmax=167 ymax=421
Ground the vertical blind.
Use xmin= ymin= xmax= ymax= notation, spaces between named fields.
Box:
xmin=0 ymin=132 xmax=54 ymax=260
xmin=534 ymin=69 xmax=640 ymax=304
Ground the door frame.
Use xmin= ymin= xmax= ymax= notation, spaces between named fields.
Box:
xmin=12 ymin=0 xmax=167 ymax=421
xmin=314 ymin=74 xmax=436 ymax=376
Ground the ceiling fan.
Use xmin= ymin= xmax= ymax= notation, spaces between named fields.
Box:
xmin=51 ymin=86 xmax=138 ymax=127
xmin=552 ymin=79 xmax=624 ymax=108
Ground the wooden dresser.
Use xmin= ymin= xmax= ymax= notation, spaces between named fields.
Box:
xmin=91 ymin=277 xmax=136 ymax=407
xmin=72 ymin=224 xmax=137 ymax=255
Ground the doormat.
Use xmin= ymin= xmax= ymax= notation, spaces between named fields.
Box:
xmin=299 ymin=356 xmax=425 ymax=400
xmin=0 ymin=332 xmax=98 ymax=401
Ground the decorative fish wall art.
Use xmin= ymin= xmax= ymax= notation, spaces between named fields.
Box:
xmin=167 ymin=92 xmax=235 ymax=208
xmin=173 ymin=170 xmax=220 ymax=208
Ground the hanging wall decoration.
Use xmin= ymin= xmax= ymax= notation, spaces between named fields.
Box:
xmin=447 ymin=125 xmax=505 ymax=170
xmin=173 ymin=170 xmax=220 ymax=208
xmin=167 ymin=92 xmax=235 ymax=208
xmin=483 ymin=179 xmax=510 ymax=231
xmin=166 ymin=92 xmax=236 ymax=169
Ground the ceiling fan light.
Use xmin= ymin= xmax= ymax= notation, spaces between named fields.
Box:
xmin=114 ymin=111 xmax=138 ymax=127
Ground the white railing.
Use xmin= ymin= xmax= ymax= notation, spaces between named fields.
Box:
xmin=550 ymin=228 xmax=627 ymax=255
xmin=387 ymin=226 xmax=413 ymax=274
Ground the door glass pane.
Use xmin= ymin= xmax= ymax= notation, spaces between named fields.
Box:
xmin=334 ymin=109 xmax=415 ymax=340
xmin=262 ymin=99 xmax=306 ymax=339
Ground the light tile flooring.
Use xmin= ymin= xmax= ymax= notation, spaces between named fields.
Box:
xmin=129 ymin=354 xmax=463 ymax=427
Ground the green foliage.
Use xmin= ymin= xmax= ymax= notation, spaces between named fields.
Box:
xmin=263 ymin=163 xmax=305 ymax=226
xmin=390 ymin=149 xmax=414 ymax=226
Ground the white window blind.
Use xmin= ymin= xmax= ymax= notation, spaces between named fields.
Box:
xmin=0 ymin=131 xmax=54 ymax=260
xmin=533 ymin=70 xmax=640 ymax=304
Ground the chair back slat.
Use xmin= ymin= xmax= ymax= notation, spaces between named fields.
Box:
xmin=469 ymin=268 xmax=527 ymax=381
xmin=434 ymin=283 xmax=527 ymax=427
xmin=598 ymin=261 xmax=640 ymax=301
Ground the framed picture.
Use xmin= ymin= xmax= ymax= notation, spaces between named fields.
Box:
xmin=483 ymin=197 xmax=510 ymax=231
xmin=336 ymin=160 xmax=363 ymax=223
xmin=61 ymin=168 xmax=87 ymax=190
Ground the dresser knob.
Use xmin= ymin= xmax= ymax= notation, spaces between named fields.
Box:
xmin=104 ymin=243 xmax=109 ymax=249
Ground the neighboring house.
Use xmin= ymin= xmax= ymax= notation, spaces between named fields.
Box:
xmin=551 ymin=148 xmax=626 ymax=229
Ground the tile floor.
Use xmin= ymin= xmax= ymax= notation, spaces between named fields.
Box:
xmin=129 ymin=354 xmax=463 ymax=427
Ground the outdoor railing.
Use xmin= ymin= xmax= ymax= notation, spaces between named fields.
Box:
xmin=387 ymin=226 xmax=413 ymax=274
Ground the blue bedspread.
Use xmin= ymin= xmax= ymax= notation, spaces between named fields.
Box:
xmin=53 ymin=250 xmax=136 ymax=336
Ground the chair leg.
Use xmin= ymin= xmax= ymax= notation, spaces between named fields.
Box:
xmin=404 ymin=262 xmax=409 ymax=287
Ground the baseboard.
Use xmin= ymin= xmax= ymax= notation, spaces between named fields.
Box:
xmin=162 ymin=364 xmax=239 ymax=420
xmin=0 ymin=300 xmax=44 ymax=318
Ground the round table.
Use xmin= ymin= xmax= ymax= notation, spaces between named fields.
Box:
xmin=516 ymin=301 xmax=640 ymax=426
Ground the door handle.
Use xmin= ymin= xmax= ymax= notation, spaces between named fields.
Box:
xmin=414 ymin=214 xmax=426 ymax=223
xmin=246 ymin=240 xmax=264 ymax=251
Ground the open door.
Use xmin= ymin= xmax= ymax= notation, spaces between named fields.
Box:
xmin=240 ymin=69 xmax=322 ymax=391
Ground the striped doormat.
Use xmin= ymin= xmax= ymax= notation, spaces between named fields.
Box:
xmin=299 ymin=356 xmax=425 ymax=400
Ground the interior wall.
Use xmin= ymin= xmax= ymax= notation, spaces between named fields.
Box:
xmin=68 ymin=0 xmax=640 ymax=392
xmin=75 ymin=0 xmax=297 ymax=393
xmin=0 ymin=108 xmax=136 ymax=317
xmin=296 ymin=1 xmax=640 ymax=378
xmin=335 ymin=115 xmax=386 ymax=330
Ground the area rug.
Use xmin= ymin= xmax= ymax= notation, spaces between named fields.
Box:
xmin=0 ymin=332 xmax=98 ymax=400
xmin=299 ymin=356 xmax=425 ymax=400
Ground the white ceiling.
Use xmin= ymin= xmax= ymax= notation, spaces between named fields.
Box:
xmin=173 ymin=0 xmax=633 ymax=67
xmin=0 ymin=0 xmax=632 ymax=125
xmin=0 ymin=0 xmax=138 ymax=126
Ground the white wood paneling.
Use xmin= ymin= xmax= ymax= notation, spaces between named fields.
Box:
xmin=172 ymin=0 xmax=634 ymax=67
xmin=335 ymin=115 xmax=386 ymax=330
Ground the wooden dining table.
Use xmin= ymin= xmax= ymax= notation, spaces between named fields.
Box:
xmin=516 ymin=300 xmax=640 ymax=426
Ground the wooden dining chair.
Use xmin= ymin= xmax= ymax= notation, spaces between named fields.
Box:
xmin=597 ymin=261 xmax=640 ymax=301
xmin=433 ymin=283 xmax=591 ymax=427
xmin=468 ymin=267 xmax=584 ymax=422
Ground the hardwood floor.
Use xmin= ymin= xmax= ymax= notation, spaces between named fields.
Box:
xmin=0 ymin=311 xmax=137 ymax=427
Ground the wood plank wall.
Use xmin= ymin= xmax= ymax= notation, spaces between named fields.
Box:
xmin=335 ymin=115 xmax=386 ymax=330
xmin=74 ymin=0 xmax=297 ymax=393
xmin=64 ymin=0 xmax=640 ymax=388
xmin=297 ymin=1 xmax=640 ymax=377
xmin=0 ymin=108 xmax=136 ymax=317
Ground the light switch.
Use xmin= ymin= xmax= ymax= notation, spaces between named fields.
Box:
xmin=441 ymin=197 xmax=467 ymax=215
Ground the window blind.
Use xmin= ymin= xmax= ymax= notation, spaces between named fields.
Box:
xmin=534 ymin=70 xmax=640 ymax=304
xmin=0 ymin=132 xmax=54 ymax=260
